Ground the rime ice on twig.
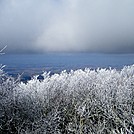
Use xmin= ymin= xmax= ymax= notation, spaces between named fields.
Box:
xmin=0 ymin=45 xmax=7 ymax=54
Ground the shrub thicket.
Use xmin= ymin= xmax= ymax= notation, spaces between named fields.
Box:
xmin=0 ymin=66 xmax=134 ymax=133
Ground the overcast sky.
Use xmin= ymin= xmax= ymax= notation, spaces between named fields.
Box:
xmin=0 ymin=0 xmax=134 ymax=53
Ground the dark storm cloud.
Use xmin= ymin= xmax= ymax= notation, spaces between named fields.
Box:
xmin=0 ymin=0 xmax=134 ymax=53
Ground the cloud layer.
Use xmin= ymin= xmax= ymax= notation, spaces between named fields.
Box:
xmin=0 ymin=0 xmax=134 ymax=53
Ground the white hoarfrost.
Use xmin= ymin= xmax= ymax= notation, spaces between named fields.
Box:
xmin=0 ymin=65 xmax=134 ymax=133
xmin=19 ymin=65 xmax=134 ymax=105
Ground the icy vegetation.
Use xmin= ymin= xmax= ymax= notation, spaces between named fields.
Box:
xmin=0 ymin=65 xmax=134 ymax=133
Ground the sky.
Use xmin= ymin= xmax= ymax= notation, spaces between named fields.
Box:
xmin=0 ymin=0 xmax=134 ymax=53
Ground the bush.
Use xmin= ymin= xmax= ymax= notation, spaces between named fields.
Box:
xmin=0 ymin=66 xmax=134 ymax=133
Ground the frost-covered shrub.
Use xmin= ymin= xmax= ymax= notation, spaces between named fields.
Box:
xmin=0 ymin=65 xmax=134 ymax=133
xmin=0 ymin=66 xmax=20 ymax=133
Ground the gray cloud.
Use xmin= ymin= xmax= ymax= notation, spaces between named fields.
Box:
xmin=0 ymin=0 xmax=134 ymax=53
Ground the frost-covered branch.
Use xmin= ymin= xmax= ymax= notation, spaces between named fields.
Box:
xmin=0 ymin=65 xmax=134 ymax=133
xmin=0 ymin=45 xmax=7 ymax=55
